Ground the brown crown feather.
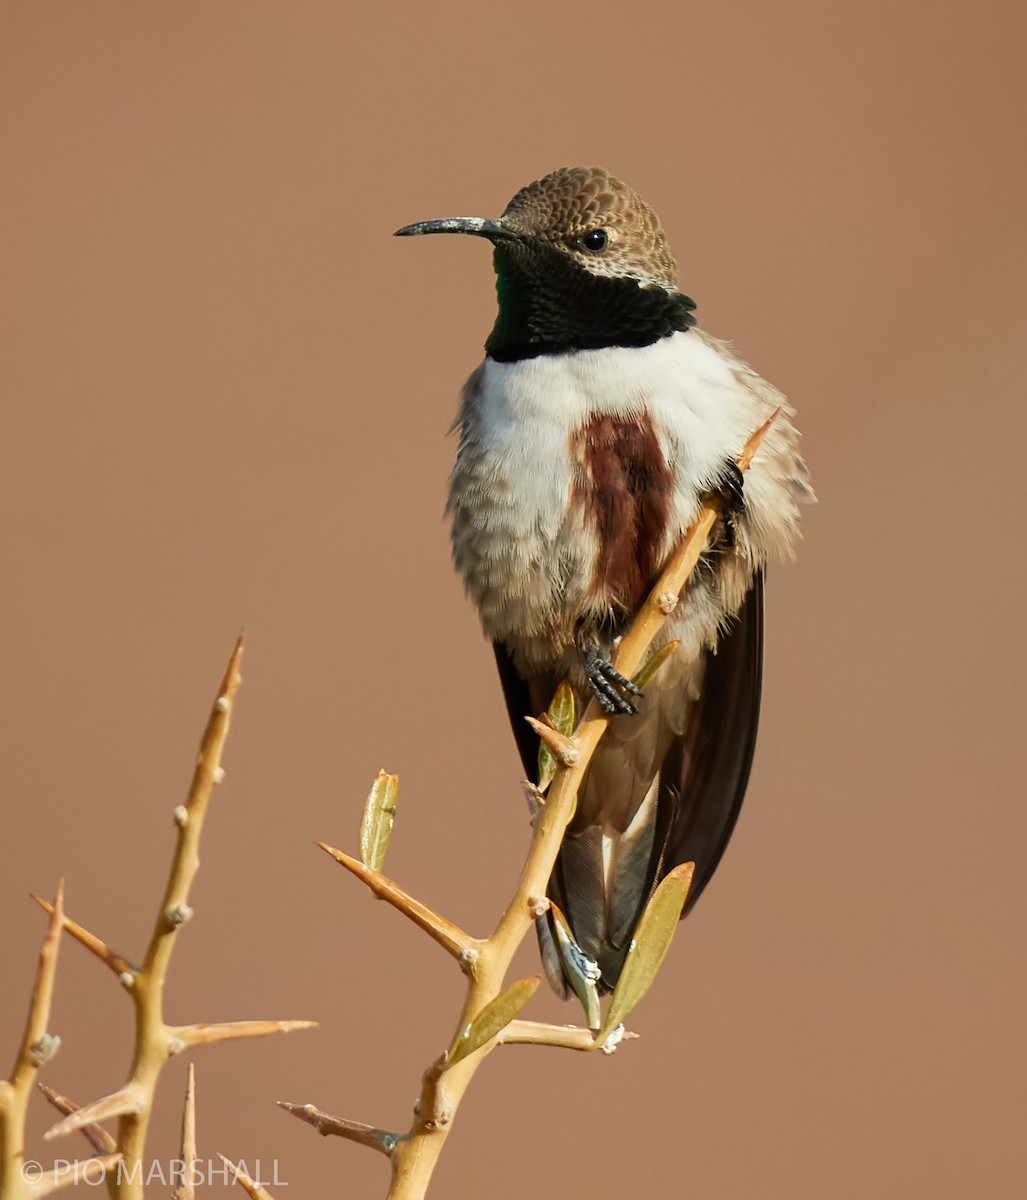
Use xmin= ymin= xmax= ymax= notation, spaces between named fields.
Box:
xmin=499 ymin=166 xmax=679 ymax=288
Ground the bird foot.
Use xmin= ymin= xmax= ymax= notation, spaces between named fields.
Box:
xmin=584 ymin=650 xmax=642 ymax=715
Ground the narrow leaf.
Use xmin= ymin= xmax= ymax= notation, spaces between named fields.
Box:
xmin=359 ymin=770 xmax=398 ymax=871
xmin=631 ymin=640 xmax=680 ymax=690
xmin=537 ymin=682 xmax=576 ymax=790
xmin=598 ymin=862 xmax=694 ymax=1041
xmin=443 ymin=976 xmax=540 ymax=1071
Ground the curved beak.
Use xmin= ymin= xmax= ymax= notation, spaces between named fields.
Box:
xmin=393 ymin=216 xmax=517 ymax=241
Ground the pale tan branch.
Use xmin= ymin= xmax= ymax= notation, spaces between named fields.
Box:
xmin=37 ymin=1084 xmax=117 ymax=1155
xmin=143 ymin=634 xmax=244 ymax=979
xmin=319 ymin=843 xmax=477 ymax=959
xmin=737 ymin=407 xmax=779 ymax=471
xmin=171 ymin=1063 xmax=197 ymax=1200
xmin=6 ymin=882 xmax=64 ymax=1087
xmin=30 ymin=896 xmax=137 ymax=980
xmin=102 ymin=636 xmax=247 ymax=1197
xmin=0 ymin=883 xmax=65 ymax=1200
xmin=277 ymin=1101 xmax=398 ymax=1155
xmin=44 ymin=1085 xmax=147 ymax=1141
xmin=169 ymin=1020 xmax=317 ymax=1051
xmin=216 ymin=1155 xmax=276 ymax=1200
xmin=524 ymin=717 xmax=579 ymax=766
xmin=497 ymin=1019 xmax=638 ymax=1052
xmin=31 ymin=1153 xmax=122 ymax=1198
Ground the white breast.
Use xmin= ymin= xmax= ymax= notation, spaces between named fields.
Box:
xmin=448 ymin=330 xmax=810 ymax=672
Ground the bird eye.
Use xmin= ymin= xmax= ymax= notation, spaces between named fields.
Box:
xmin=581 ymin=229 xmax=609 ymax=252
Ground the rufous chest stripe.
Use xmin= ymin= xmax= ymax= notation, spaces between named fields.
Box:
xmin=572 ymin=413 xmax=673 ymax=613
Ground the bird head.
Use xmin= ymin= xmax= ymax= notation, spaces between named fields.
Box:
xmin=396 ymin=167 xmax=695 ymax=361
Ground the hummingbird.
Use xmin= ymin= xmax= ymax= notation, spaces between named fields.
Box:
xmin=396 ymin=167 xmax=812 ymax=999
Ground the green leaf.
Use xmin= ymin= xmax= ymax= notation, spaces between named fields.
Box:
xmin=359 ymin=770 xmax=399 ymax=871
xmin=632 ymin=640 xmax=680 ymax=690
xmin=537 ymin=682 xmax=576 ymax=791
xmin=598 ymin=862 xmax=694 ymax=1042
xmin=443 ymin=976 xmax=540 ymax=1070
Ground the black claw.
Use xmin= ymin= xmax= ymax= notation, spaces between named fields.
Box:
xmin=584 ymin=650 xmax=642 ymax=716
xmin=606 ymin=665 xmax=643 ymax=695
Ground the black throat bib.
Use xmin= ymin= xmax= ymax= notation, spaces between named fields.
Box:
xmin=485 ymin=242 xmax=697 ymax=362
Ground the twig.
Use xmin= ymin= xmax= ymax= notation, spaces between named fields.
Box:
xmin=171 ymin=1064 xmax=197 ymax=1200
xmin=318 ymin=845 xmax=477 ymax=960
xmin=216 ymin=1155 xmax=277 ymax=1200
xmin=0 ymin=883 xmax=65 ymax=1200
xmin=497 ymin=1019 xmax=638 ymax=1052
xmin=168 ymin=1020 xmax=317 ymax=1052
xmin=37 ymin=1084 xmax=117 ymax=1155
xmin=277 ymin=1102 xmax=398 ymax=1156
xmin=44 ymin=1085 xmax=147 ymax=1140
xmin=28 ymin=900 xmax=137 ymax=981
xmin=524 ymin=717 xmax=579 ymax=766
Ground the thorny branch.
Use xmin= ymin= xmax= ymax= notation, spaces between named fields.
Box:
xmin=5 ymin=637 xmax=315 ymax=1200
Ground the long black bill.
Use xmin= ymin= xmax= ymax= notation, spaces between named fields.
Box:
xmin=394 ymin=216 xmax=516 ymax=240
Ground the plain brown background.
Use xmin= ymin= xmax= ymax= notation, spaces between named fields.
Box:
xmin=2 ymin=2 xmax=1025 ymax=1197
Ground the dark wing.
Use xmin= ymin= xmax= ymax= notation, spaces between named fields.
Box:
xmin=492 ymin=642 xmax=544 ymax=778
xmin=656 ymin=569 xmax=764 ymax=917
